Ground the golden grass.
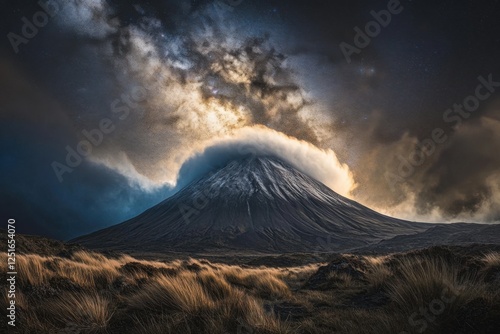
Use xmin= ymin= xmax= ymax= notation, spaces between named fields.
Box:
xmin=481 ymin=251 xmax=500 ymax=267
xmin=16 ymin=254 xmax=53 ymax=286
xmin=326 ymin=271 xmax=355 ymax=288
xmin=387 ymin=256 xmax=468 ymax=310
xmin=45 ymin=292 xmax=113 ymax=331
xmin=196 ymin=270 xmax=234 ymax=301
xmin=10 ymin=248 xmax=500 ymax=334
xmin=130 ymin=313 xmax=182 ymax=334
xmin=130 ymin=272 xmax=215 ymax=313
xmin=363 ymin=255 xmax=392 ymax=288
xmin=223 ymin=266 xmax=291 ymax=299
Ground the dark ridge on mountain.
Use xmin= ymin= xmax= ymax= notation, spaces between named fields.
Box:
xmin=72 ymin=156 xmax=432 ymax=253
xmin=354 ymin=223 xmax=500 ymax=253
xmin=0 ymin=229 xmax=83 ymax=256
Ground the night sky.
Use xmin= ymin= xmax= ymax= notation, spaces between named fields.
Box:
xmin=1 ymin=0 xmax=499 ymax=240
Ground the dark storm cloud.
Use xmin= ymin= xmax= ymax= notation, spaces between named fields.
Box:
xmin=289 ymin=0 xmax=500 ymax=222
xmin=0 ymin=119 xmax=172 ymax=239
xmin=410 ymin=111 xmax=500 ymax=221
xmin=37 ymin=0 xmax=322 ymax=184
xmin=0 ymin=56 xmax=173 ymax=239
xmin=0 ymin=0 xmax=321 ymax=237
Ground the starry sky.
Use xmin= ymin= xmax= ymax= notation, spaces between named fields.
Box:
xmin=1 ymin=0 xmax=500 ymax=240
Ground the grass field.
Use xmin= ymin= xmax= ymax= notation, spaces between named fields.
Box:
xmin=2 ymin=246 xmax=500 ymax=333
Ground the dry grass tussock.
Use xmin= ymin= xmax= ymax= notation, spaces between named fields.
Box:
xmin=480 ymin=251 xmax=500 ymax=267
xmin=44 ymin=292 xmax=113 ymax=331
xmin=4 ymin=247 xmax=500 ymax=333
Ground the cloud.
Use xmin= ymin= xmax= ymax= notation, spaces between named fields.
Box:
xmin=50 ymin=0 xmax=500 ymax=224
xmin=177 ymin=126 xmax=356 ymax=197
xmin=2 ymin=0 xmax=500 ymax=241
xmin=357 ymin=111 xmax=500 ymax=223
xmin=55 ymin=0 xmax=324 ymax=190
xmin=57 ymin=0 xmax=117 ymax=38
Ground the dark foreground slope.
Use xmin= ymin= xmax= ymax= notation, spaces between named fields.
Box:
xmin=72 ymin=157 xmax=431 ymax=253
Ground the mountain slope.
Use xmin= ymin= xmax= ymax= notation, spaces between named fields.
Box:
xmin=355 ymin=223 xmax=500 ymax=253
xmin=72 ymin=156 xmax=431 ymax=253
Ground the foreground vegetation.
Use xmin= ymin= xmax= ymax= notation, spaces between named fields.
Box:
xmin=2 ymin=246 xmax=500 ymax=333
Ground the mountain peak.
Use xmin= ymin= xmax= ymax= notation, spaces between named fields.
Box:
xmin=72 ymin=156 xmax=429 ymax=253
xmin=190 ymin=155 xmax=316 ymax=201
